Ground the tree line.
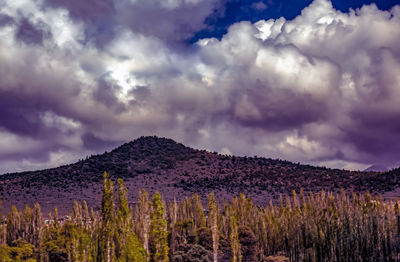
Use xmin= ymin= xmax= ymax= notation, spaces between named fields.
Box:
xmin=1 ymin=172 xmax=400 ymax=261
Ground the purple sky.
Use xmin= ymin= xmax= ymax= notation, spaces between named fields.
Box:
xmin=1 ymin=0 xmax=400 ymax=173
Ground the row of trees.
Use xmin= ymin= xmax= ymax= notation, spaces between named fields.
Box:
xmin=1 ymin=172 xmax=400 ymax=261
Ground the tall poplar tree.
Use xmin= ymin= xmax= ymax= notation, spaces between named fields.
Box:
xmin=208 ymin=192 xmax=219 ymax=262
xmin=115 ymin=179 xmax=129 ymax=260
xmin=115 ymin=179 xmax=147 ymax=261
xmin=135 ymin=189 xmax=151 ymax=257
xmin=168 ymin=198 xmax=178 ymax=254
xmin=100 ymin=172 xmax=115 ymax=262
xmin=150 ymin=192 xmax=169 ymax=262
xmin=229 ymin=212 xmax=241 ymax=262
xmin=192 ymin=194 xmax=206 ymax=228
xmin=0 ymin=199 xmax=3 ymax=245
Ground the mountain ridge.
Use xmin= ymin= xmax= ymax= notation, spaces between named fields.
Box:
xmin=1 ymin=136 xmax=399 ymax=214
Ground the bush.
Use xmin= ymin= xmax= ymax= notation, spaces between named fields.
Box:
xmin=171 ymin=244 xmax=212 ymax=262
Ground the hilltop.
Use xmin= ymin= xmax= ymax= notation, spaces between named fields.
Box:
xmin=0 ymin=136 xmax=399 ymax=214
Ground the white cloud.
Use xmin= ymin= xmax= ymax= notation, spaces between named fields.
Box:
xmin=0 ymin=130 xmax=40 ymax=156
xmin=251 ymin=2 xmax=268 ymax=11
xmin=220 ymin=147 xmax=233 ymax=156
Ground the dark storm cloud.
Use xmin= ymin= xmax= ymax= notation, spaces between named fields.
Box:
xmin=82 ymin=132 xmax=121 ymax=151
xmin=0 ymin=89 xmax=43 ymax=136
xmin=0 ymin=14 xmax=13 ymax=27
xmin=0 ymin=87 xmax=83 ymax=165
xmin=116 ymin=0 xmax=224 ymax=46
xmin=94 ymin=76 xmax=128 ymax=114
xmin=343 ymin=108 xmax=400 ymax=165
xmin=230 ymin=86 xmax=328 ymax=131
xmin=44 ymin=0 xmax=115 ymax=21
xmin=43 ymin=0 xmax=117 ymax=47
xmin=1 ymin=0 xmax=400 ymax=172
xmin=42 ymin=0 xmax=223 ymax=47
xmin=16 ymin=19 xmax=51 ymax=45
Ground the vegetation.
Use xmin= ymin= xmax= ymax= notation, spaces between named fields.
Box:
xmin=2 ymin=136 xmax=399 ymax=216
xmin=1 ymin=172 xmax=400 ymax=261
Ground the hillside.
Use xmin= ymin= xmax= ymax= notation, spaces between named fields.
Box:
xmin=0 ymin=136 xmax=399 ymax=214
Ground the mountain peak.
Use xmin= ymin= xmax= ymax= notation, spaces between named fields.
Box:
xmin=1 ymin=136 xmax=399 ymax=215
xmin=363 ymin=164 xmax=389 ymax=172
xmin=111 ymin=136 xmax=196 ymax=160
xmin=132 ymin=135 xmax=179 ymax=145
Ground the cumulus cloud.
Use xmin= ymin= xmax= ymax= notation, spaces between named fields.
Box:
xmin=0 ymin=0 xmax=400 ymax=173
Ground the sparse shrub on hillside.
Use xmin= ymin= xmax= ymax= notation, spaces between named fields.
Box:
xmin=2 ymin=136 xmax=400 ymax=219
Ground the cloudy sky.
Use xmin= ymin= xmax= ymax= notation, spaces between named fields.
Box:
xmin=0 ymin=0 xmax=400 ymax=173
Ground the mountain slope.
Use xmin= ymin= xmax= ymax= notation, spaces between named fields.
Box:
xmin=363 ymin=164 xmax=389 ymax=172
xmin=0 ymin=136 xmax=399 ymax=214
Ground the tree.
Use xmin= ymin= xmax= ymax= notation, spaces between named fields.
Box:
xmin=100 ymin=172 xmax=115 ymax=262
xmin=208 ymin=192 xmax=219 ymax=262
xmin=171 ymin=244 xmax=212 ymax=262
xmin=115 ymin=179 xmax=129 ymax=260
xmin=150 ymin=192 xmax=169 ymax=262
xmin=115 ymin=179 xmax=147 ymax=261
xmin=0 ymin=239 xmax=36 ymax=261
xmin=229 ymin=212 xmax=241 ymax=262
xmin=238 ymin=226 xmax=258 ymax=262
xmin=135 ymin=189 xmax=151 ymax=257
xmin=0 ymin=199 xmax=4 ymax=245
xmin=43 ymin=208 xmax=68 ymax=262
xmin=168 ymin=198 xmax=178 ymax=254
xmin=192 ymin=194 xmax=206 ymax=229
xmin=6 ymin=206 xmax=20 ymax=246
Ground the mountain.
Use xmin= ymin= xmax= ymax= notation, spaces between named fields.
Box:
xmin=363 ymin=164 xmax=390 ymax=172
xmin=1 ymin=136 xmax=399 ymax=214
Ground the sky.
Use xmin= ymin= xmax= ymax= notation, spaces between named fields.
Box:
xmin=0 ymin=0 xmax=400 ymax=173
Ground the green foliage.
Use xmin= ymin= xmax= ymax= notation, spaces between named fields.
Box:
xmin=100 ymin=171 xmax=116 ymax=262
xmin=115 ymin=178 xmax=147 ymax=262
xmin=192 ymin=194 xmax=206 ymax=228
xmin=208 ymin=192 xmax=218 ymax=262
xmin=229 ymin=211 xmax=241 ymax=262
xmin=0 ymin=240 xmax=36 ymax=262
xmin=0 ymin=244 xmax=12 ymax=262
xmin=3 ymin=174 xmax=400 ymax=262
xmin=43 ymin=223 xmax=68 ymax=261
xmin=171 ymin=244 xmax=212 ymax=262
xmin=135 ymin=188 xmax=151 ymax=256
xmin=43 ymin=211 xmax=93 ymax=261
xmin=120 ymin=231 xmax=148 ymax=262
xmin=150 ymin=192 xmax=169 ymax=262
